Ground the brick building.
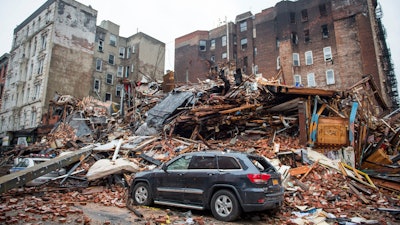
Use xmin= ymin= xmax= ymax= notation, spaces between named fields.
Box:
xmin=0 ymin=0 xmax=165 ymax=140
xmin=174 ymin=0 xmax=398 ymax=108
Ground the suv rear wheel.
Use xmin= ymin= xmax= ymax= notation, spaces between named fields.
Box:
xmin=132 ymin=182 xmax=152 ymax=206
xmin=210 ymin=190 xmax=241 ymax=221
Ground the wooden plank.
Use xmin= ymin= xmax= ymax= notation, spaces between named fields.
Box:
xmin=289 ymin=166 xmax=310 ymax=176
xmin=348 ymin=183 xmax=370 ymax=204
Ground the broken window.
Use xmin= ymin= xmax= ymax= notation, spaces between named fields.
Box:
xmin=37 ymin=58 xmax=44 ymax=74
xmin=305 ymin=51 xmax=313 ymax=65
xmin=117 ymin=66 xmax=123 ymax=77
xmin=210 ymin=39 xmax=215 ymax=50
xmin=116 ymin=85 xmax=122 ymax=97
xmin=243 ymin=56 xmax=248 ymax=73
xmin=119 ymin=47 xmax=125 ymax=58
xmin=108 ymin=54 xmax=115 ymax=65
xmin=240 ymin=21 xmax=247 ymax=32
xmin=293 ymin=53 xmax=300 ymax=66
xmin=304 ymin=29 xmax=310 ymax=43
xmin=106 ymin=73 xmax=113 ymax=85
xmin=199 ymin=40 xmax=206 ymax=51
xmin=290 ymin=12 xmax=296 ymax=23
xmin=294 ymin=74 xmax=301 ymax=86
xmin=307 ymin=73 xmax=316 ymax=87
xmin=326 ymin=69 xmax=335 ymax=85
xmin=222 ymin=35 xmax=227 ymax=47
xmin=323 ymin=46 xmax=332 ymax=61
xmin=98 ymin=40 xmax=103 ymax=52
xmin=291 ymin=32 xmax=298 ymax=45
xmin=105 ymin=93 xmax=111 ymax=101
xmin=321 ymin=25 xmax=329 ymax=38
xmin=301 ymin=9 xmax=308 ymax=21
xmin=96 ymin=59 xmax=102 ymax=71
xmin=109 ymin=34 xmax=116 ymax=46
xmin=319 ymin=4 xmax=327 ymax=16
xmin=241 ymin=38 xmax=247 ymax=50
xmin=222 ymin=52 xmax=227 ymax=59
xmin=94 ymin=79 xmax=100 ymax=92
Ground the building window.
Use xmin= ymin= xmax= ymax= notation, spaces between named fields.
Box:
xmin=211 ymin=55 xmax=215 ymax=62
xmin=240 ymin=38 xmax=247 ymax=50
xmin=301 ymin=9 xmax=308 ymax=21
xmin=319 ymin=4 xmax=327 ymax=16
xmin=293 ymin=53 xmax=300 ymax=66
xmin=109 ymin=34 xmax=116 ymax=46
xmin=222 ymin=35 xmax=227 ymax=47
xmin=117 ymin=66 xmax=124 ymax=77
xmin=322 ymin=24 xmax=329 ymax=38
xmin=37 ymin=58 xmax=44 ymax=74
xmin=96 ymin=58 xmax=102 ymax=71
xmin=240 ymin=21 xmax=247 ymax=32
xmin=199 ymin=40 xmax=206 ymax=51
xmin=307 ymin=73 xmax=316 ymax=87
xmin=323 ymin=47 xmax=332 ymax=61
xmin=94 ymin=79 xmax=100 ymax=92
xmin=276 ymin=38 xmax=280 ymax=49
xmin=291 ymin=32 xmax=298 ymax=45
xmin=277 ymin=56 xmax=281 ymax=70
xmin=125 ymin=66 xmax=130 ymax=77
xmin=34 ymin=84 xmax=40 ymax=99
xmin=30 ymin=111 xmax=36 ymax=127
xmin=33 ymin=38 xmax=37 ymax=56
xmin=305 ymin=51 xmax=313 ymax=65
xmin=127 ymin=47 xmax=131 ymax=58
xmin=294 ymin=74 xmax=302 ymax=86
xmin=210 ymin=39 xmax=215 ymax=50
xmin=131 ymin=63 xmax=135 ymax=72
xmin=116 ymin=85 xmax=122 ymax=97
xmin=290 ymin=12 xmax=296 ymax=23
xmin=98 ymin=40 xmax=103 ymax=52
xmin=119 ymin=47 xmax=125 ymax=58
xmin=326 ymin=69 xmax=335 ymax=85
xmin=253 ymin=65 xmax=258 ymax=74
xmin=108 ymin=54 xmax=115 ymax=65
xmin=106 ymin=73 xmax=113 ymax=84
xmin=222 ymin=52 xmax=227 ymax=59
xmin=41 ymin=34 xmax=47 ymax=50
xmin=304 ymin=29 xmax=310 ymax=43
xmin=254 ymin=47 xmax=257 ymax=56
xmin=105 ymin=93 xmax=111 ymax=101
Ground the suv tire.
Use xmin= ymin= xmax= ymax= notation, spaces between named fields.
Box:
xmin=210 ymin=190 xmax=241 ymax=222
xmin=132 ymin=182 xmax=152 ymax=206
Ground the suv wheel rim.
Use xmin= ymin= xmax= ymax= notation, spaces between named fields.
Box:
xmin=135 ymin=186 xmax=148 ymax=203
xmin=215 ymin=195 xmax=233 ymax=217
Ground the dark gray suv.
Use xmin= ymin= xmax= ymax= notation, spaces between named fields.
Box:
xmin=128 ymin=150 xmax=284 ymax=221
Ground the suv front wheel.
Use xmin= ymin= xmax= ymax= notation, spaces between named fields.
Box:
xmin=210 ymin=190 xmax=241 ymax=221
xmin=132 ymin=182 xmax=152 ymax=206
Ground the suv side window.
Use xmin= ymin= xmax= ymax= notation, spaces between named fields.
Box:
xmin=218 ymin=156 xmax=241 ymax=169
xmin=188 ymin=156 xmax=217 ymax=169
xmin=167 ymin=156 xmax=191 ymax=170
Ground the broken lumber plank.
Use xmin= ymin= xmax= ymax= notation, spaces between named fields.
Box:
xmin=138 ymin=153 xmax=162 ymax=166
xmin=348 ymin=182 xmax=370 ymax=204
xmin=219 ymin=104 xmax=260 ymax=114
xmin=299 ymin=159 xmax=320 ymax=182
xmin=289 ymin=166 xmax=310 ymax=176
xmin=349 ymin=180 xmax=372 ymax=195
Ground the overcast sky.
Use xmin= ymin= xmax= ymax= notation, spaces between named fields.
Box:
xmin=1 ymin=0 xmax=399 ymax=91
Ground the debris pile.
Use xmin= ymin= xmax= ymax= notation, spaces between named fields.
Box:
xmin=0 ymin=70 xmax=399 ymax=224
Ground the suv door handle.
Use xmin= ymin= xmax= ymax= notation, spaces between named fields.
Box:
xmin=208 ymin=173 xmax=215 ymax=176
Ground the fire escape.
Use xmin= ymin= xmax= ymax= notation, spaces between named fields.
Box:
xmin=375 ymin=3 xmax=399 ymax=109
